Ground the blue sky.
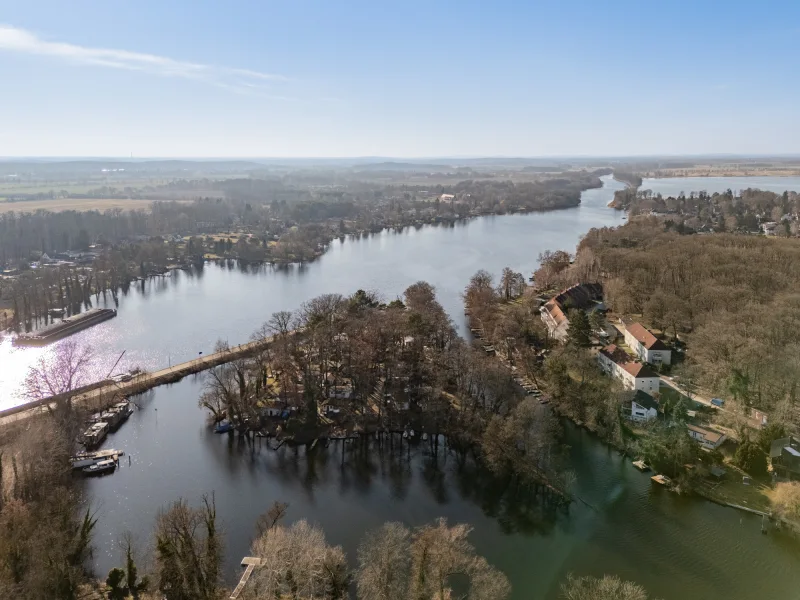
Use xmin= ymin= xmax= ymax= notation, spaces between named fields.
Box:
xmin=0 ymin=0 xmax=798 ymax=157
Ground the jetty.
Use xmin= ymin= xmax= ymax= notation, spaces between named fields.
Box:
xmin=14 ymin=308 xmax=117 ymax=346
xmin=651 ymin=474 xmax=672 ymax=486
xmin=230 ymin=557 xmax=262 ymax=599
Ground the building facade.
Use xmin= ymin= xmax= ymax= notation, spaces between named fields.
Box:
xmin=624 ymin=322 xmax=672 ymax=365
xmin=597 ymin=344 xmax=661 ymax=393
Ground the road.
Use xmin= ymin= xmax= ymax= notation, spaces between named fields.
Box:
xmin=0 ymin=334 xmax=285 ymax=427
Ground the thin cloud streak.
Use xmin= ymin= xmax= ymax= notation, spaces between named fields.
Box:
xmin=0 ymin=24 xmax=287 ymax=91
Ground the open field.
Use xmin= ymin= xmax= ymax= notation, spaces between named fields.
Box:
xmin=0 ymin=197 xmax=191 ymax=214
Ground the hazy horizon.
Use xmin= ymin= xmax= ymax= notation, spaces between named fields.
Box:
xmin=1 ymin=1 xmax=799 ymax=157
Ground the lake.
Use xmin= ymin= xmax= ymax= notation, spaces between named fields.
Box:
xmin=640 ymin=176 xmax=800 ymax=197
xmin=1 ymin=175 xmax=627 ymax=409
xmin=4 ymin=174 xmax=800 ymax=598
xmin=86 ymin=377 xmax=800 ymax=600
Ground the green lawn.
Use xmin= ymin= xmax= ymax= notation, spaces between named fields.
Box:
xmin=692 ymin=464 xmax=773 ymax=513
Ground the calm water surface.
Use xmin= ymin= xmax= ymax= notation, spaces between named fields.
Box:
xmin=641 ymin=176 xmax=800 ymax=196
xmin=4 ymin=175 xmax=800 ymax=598
xmin=87 ymin=377 xmax=800 ymax=600
xmin=1 ymin=175 xmax=626 ymax=408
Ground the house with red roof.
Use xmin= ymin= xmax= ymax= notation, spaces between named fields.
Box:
xmin=624 ymin=322 xmax=671 ymax=365
xmin=597 ymin=344 xmax=661 ymax=393
xmin=540 ymin=282 xmax=603 ymax=341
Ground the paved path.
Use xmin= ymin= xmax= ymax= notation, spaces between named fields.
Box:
xmin=0 ymin=334 xmax=287 ymax=427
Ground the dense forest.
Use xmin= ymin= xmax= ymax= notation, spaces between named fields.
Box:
xmin=611 ymin=170 xmax=642 ymax=189
xmin=610 ymin=186 xmax=800 ymax=235
xmin=558 ymin=218 xmax=800 ymax=429
xmin=0 ymin=170 xmax=604 ymax=266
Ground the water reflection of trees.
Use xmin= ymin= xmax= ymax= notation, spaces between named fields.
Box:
xmin=218 ymin=435 xmax=564 ymax=539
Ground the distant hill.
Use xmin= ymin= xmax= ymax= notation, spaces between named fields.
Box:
xmin=352 ymin=161 xmax=456 ymax=172
xmin=0 ymin=159 xmax=266 ymax=177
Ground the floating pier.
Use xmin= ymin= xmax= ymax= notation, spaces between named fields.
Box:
xmin=14 ymin=308 xmax=117 ymax=346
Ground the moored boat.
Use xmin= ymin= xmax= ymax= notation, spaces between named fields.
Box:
xmin=81 ymin=422 xmax=109 ymax=449
xmin=82 ymin=458 xmax=117 ymax=476
xmin=214 ymin=421 xmax=234 ymax=434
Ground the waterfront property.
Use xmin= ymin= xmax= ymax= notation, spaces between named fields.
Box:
xmin=687 ymin=424 xmax=727 ymax=450
xmin=623 ymin=321 xmax=671 ymax=365
xmin=770 ymin=436 xmax=800 ymax=480
xmin=540 ymin=282 xmax=604 ymax=341
xmin=623 ymin=390 xmax=659 ymax=422
xmin=597 ymin=344 xmax=661 ymax=393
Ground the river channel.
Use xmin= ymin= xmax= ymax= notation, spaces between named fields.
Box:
xmin=4 ymin=175 xmax=800 ymax=598
xmin=1 ymin=176 xmax=629 ymax=407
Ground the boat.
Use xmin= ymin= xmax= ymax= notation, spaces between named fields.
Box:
xmin=214 ymin=421 xmax=234 ymax=434
xmin=14 ymin=308 xmax=117 ymax=347
xmin=651 ymin=474 xmax=672 ymax=486
xmin=632 ymin=460 xmax=650 ymax=472
xmin=81 ymin=422 xmax=109 ymax=449
xmin=71 ymin=449 xmax=124 ymax=470
xmin=82 ymin=458 xmax=117 ymax=476
xmin=422 ymin=432 xmax=429 ymax=441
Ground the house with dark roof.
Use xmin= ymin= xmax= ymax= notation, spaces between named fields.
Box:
xmin=770 ymin=436 xmax=800 ymax=480
xmin=622 ymin=390 xmax=659 ymax=422
xmin=624 ymin=322 xmax=671 ymax=365
xmin=597 ymin=344 xmax=661 ymax=393
xmin=540 ymin=283 xmax=603 ymax=341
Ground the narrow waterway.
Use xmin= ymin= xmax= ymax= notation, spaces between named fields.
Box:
xmin=86 ymin=377 xmax=800 ymax=600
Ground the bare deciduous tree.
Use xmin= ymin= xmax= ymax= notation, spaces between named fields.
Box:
xmin=245 ymin=519 xmax=348 ymax=600
xmin=356 ymin=522 xmax=411 ymax=600
xmin=155 ymin=495 xmax=222 ymax=600
xmin=23 ymin=340 xmax=93 ymax=404
xmin=561 ymin=574 xmax=654 ymax=600
xmin=409 ymin=518 xmax=510 ymax=600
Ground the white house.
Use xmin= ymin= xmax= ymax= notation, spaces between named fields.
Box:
xmin=687 ymin=424 xmax=727 ymax=450
xmin=624 ymin=323 xmax=671 ymax=365
xmin=624 ymin=390 xmax=659 ymax=422
xmin=597 ymin=344 xmax=661 ymax=393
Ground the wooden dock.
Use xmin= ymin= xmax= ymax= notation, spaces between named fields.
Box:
xmin=230 ymin=557 xmax=262 ymax=599
xmin=651 ymin=474 xmax=672 ymax=486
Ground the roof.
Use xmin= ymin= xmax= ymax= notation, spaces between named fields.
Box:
xmin=542 ymin=283 xmax=603 ymax=328
xmin=626 ymin=323 xmax=669 ymax=351
xmin=687 ymin=424 xmax=724 ymax=444
xmin=620 ymin=361 xmax=660 ymax=379
xmin=770 ymin=436 xmax=799 ymax=458
xmin=630 ymin=390 xmax=659 ymax=411
xmin=543 ymin=299 xmax=568 ymax=326
xmin=553 ymin=283 xmax=603 ymax=312
xmin=599 ymin=344 xmax=629 ymax=363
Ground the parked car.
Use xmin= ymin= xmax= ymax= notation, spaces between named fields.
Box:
xmin=711 ymin=398 xmax=725 ymax=407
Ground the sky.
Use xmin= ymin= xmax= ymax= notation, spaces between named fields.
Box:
xmin=0 ymin=0 xmax=799 ymax=158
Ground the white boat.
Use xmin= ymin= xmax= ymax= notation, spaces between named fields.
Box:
xmin=82 ymin=458 xmax=117 ymax=476
xmin=422 ymin=433 xmax=429 ymax=441
xmin=71 ymin=449 xmax=124 ymax=470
